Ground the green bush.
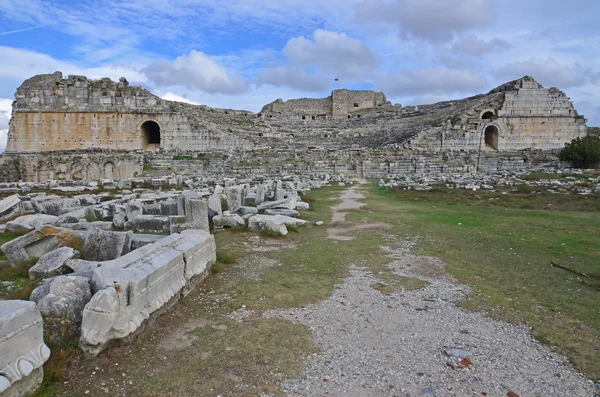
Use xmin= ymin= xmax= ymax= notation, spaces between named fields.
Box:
xmin=559 ymin=135 xmax=600 ymax=168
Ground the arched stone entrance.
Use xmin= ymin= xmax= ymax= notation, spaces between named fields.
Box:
xmin=482 ymin=111 xmax=495 ymax=120
xmin=142 ymin=120 xmax=161 ymax=151
xmin=484 ymin=125 xmax=499 ymax=150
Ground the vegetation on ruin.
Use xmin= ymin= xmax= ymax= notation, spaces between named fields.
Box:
xmin=142 ymin=165 xmax=157 ymax=171
xmin=559 ymin=135 xmax=600 ymax=168
xmin=0 ymin=248 xmax=41 ymax=300
xmin=172 ymin=154 xmax=210 ymax=160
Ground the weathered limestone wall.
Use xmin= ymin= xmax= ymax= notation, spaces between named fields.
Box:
xmin=4 ymin=73 xmax=588 ymax=165
xmin=411 ymin=77 xmax=586 ymax=152
xmin=0 ymin=152 xmax=143 ymax=183
xmin=260 ymin=89 xmax=389 ymax=119
xmin=8 ymin=112 xmax=190 ymax=152
xmin=494 ymin=81 xmax=586 ymax=150
xmin=261 ymin=97 xmax=331 ymax=117
xmin=332 ymin=89 xmax=389 ymax=118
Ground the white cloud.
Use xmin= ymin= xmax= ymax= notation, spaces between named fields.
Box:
xmin=0 ymin=98 xmax=11 ymax=153
xmin=256 ymin=29 xmax=377 ymax=92
xmin=257 ymin=66 xmax=330 ymax=92
xmin=575 ymin=101 xmax=600 ymax=126
xmin=0 ymin=46 xmax=146 ymax=98
xmin=356 ymin=0 xmax=492 ymax=42
xmin=144 ymin=50 xmax=249 ymax=94
xmin=376 ymin=67 xmax=487 ymax=96
xmin=284 ymin=29 xmax=378 ymax=78
xmin=495 ymin=58 xmax=594 ymax=88
xmin=0 ymin=130 xmax=7 ymax=153
xmin=452 ymin=34 xmax=511 ymax=55
xmin=160 ymin=92 xmax=199 ymax=105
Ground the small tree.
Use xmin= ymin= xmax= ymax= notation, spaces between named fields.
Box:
xmin=558 ymin=135 xmax=600 ymax=168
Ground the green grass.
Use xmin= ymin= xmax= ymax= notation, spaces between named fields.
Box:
xmin=143 ymin=165 xmax=157 ymax=171
xmin=389 ymin=184 xmax=600 ymax=212
xmin=216 ymin=249 xmax=238 ymax=265
xmin=172 ymin=154 xmax=210 ymax=160
xmin=353 ymin=184 xmax=600 ymax=380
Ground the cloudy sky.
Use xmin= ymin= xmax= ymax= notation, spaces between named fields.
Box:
xmin=0 ymin=0 xmax=599 ymax=152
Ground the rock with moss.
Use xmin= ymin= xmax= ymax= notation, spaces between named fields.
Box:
xmin=30 ymin=275 xmax=91 ymax=345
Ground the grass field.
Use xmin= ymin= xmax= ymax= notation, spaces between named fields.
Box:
xmin=349 ymin=184 xmax=600 ymax=380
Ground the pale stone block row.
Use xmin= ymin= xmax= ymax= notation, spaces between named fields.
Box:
xmin=0 ymin=301 xmax=51 ymax=396
xmin=79 ymin=231 xmax=216 ymax=355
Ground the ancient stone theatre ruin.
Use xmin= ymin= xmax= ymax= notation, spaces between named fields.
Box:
xmin=0 ymin=72 xmax=588 ymax=183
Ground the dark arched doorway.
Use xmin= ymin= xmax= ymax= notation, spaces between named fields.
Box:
xmin=142 ymin=121 xmax=161 ymax=151
xmin=482 ymin=111 xmax=495 ymax=120
xmin=484 ymin=125 xmax=499 ymax=150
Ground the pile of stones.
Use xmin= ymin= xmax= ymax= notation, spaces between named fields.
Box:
xmin=0 ymin=173 xmax=346 ymax=396
xmin=379 ymin=170 xmax=600 ymax=195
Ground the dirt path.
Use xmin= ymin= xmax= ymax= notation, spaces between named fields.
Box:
xmin=327 ymin=181 xmax=391 ymax=241
xmin=267 ymin=184 xmax=596 ymax=397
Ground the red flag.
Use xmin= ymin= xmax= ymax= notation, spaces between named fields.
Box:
xmin=334 ymin=78 xmax=339 ymax=81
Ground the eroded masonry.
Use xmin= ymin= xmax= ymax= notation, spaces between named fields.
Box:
xmin=0 ymin=72 xmax=587 ymax=182
xmin=0 ymin=71 xmax=594 ymax=397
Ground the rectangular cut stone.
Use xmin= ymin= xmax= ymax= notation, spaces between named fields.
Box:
xmin=80 ymin=242 xmax=186 ymax=355
xmin=131 ymin=215 xmax=170 ymax=234
xmin=160 ymin=231 xmax=216 ymax=281
xmin=0 ymin=195 xmax=21 ymax=222
xmin=0 ymin=300 xmax=50 ymax=395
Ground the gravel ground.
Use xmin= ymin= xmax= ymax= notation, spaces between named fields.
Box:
xmin=260 ymin=184 xmax=598 ymax=397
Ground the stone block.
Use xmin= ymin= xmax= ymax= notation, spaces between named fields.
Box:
xmin=160 ymin=231 xmax=216 ymax=282
xmin=80 ymin=243 xmax=187 ymax=355
xmin=28 ymin=247 xmax=81 ymax=279
xmin=31 ymin=195 xmax=64 ymax=216
xmin=212 ymin=214 xmax=245 ymax=228
xmin=0 ymin=195 xmax=21 ymax=222
xmin=207 ymin=192 xmax=222 ymax=219
xmin=6 ymin=214 xmax=59 ymax=234
xmin=226 ymin=185 xmax=245 ymax=212
xmin=248 ymin=215 xmax=289 ymax=235
xmin=264 ymin=209 xmax=299 ymax=217
xmin=235 ymin=206 xmax=258 ymax=216
xmin=186 ymin=199 xmax=209 ymax=232
xmin=130 ymin=215 xmax=170 ymax=235
xmin=30 ymin=275 xmax=91 ymax=345
xmin=0 ymin=226 xmax=85 ymax=265
xmin=0 ymin=300 xmax=50 ymax=396
xmin=84 ymin=229 xmax=132 ymax=261
xmin=257 ymin=197 xmax=298 ymax=210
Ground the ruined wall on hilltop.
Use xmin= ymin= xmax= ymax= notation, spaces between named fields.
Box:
xmin=410 ymin=76 xmax=587 ymax=152
xmin=260 ymin=89 xmax=390 ymax=119
xmin=6 ymin=72 xmax=185 ymax=152
xmin=260 ymin=97 xmax=332 ymax=118
xmin=332 ymin=90 xmax=389 ymax=118
xmin=6 ymin=72 xmax=258 ymax=153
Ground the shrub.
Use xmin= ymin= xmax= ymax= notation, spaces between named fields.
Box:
xmin=558 ymin=135 xmax=600 ymax=168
